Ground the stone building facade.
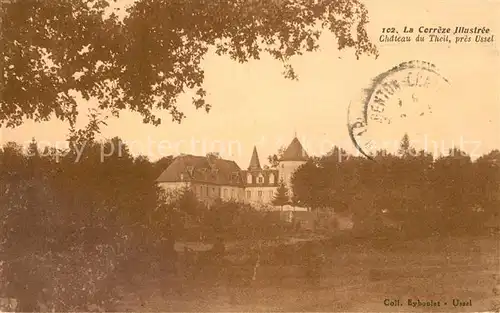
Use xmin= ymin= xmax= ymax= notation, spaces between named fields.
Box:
xmin=156 ymin=136 xmax=309 ymax=206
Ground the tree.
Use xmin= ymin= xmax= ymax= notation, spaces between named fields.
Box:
xmin=203 ymin=199 xmax=244 ymax=239
xmin=154 ymin=155 xmax=174 ymax=175
xmin=397 ymin=133 xmax=416 ymax=158
xmin=0 ymin=0 xmax=377 ymax=132
xmin=320 ymin=146 xmax=349 ymax=166
xmin=291 ymin=160 xmax=329 ymax=211
xmin=0 ymin=137 xmax=173 ymax=311
xmin=268 ymin=146 xmax=286 ymax=168
xmin=26 ymin=137 xmax=40 ymax=157
xmin=272 ymin=178 xmax=290 ymax=209
xmin=206 ymin=152 xmax=221 ymax=159
xmin=474 ymin=150 xmax=500 ymax=216
xmin=430 ymin=148 xmax=476 ymax=235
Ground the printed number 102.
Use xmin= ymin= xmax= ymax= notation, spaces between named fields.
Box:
xmin=382 ymin=28 xmax=396 ymax=33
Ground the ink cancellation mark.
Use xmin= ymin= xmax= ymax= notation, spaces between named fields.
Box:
xmin=348 ymin=60 xmax=450 ymax=159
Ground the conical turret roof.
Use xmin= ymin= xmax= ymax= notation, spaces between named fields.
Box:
xmin=248 ymin=146 xmax=262 ymax=170
xmin=281 ymin=137 xmax=309 ymax=161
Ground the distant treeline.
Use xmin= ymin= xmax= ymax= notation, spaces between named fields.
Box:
xmin=290 ymin=134 xmax=499 ymax=237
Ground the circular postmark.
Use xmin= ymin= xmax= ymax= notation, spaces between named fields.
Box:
xmin=348 ymin=60 xmax=451 ymax=159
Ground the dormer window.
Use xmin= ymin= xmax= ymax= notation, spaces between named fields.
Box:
xmin=247 ymin=173 xmax=252 ymax=184
xmin=187 ymin=166 xmax=194 ymax=176
xmin=231 ymin=172 xmax=239 ymax=183
xmin=257 ymin=173 xmax=264 ymax=184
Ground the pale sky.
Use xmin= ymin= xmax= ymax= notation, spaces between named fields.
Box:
xmin=1 ymin=0 xmax=499 ymax=168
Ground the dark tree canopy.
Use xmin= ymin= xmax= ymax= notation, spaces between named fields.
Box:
xmin=268 ymin=145 xmax=286 ymax=168
xmin=272 ymin=178 xmax=290 ymax=207
xmin=289 ymin=135 xmax=499 ymax=236
xmin=291 ymin=159 xmax=329 ymax=210
xmin=0 ymin=0 xmax=377 ymax=130
xmin=398 ymin=133 xmax=416 ymax=157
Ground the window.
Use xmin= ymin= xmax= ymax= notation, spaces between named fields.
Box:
xmin=247 ymin=173 xmax=252 ymax=184
xmin=269 ymin=174 xmax=275 ymax=184
xmin=231 ymin=189 xmax=235 ymax=198
xmin=258 ymin=176 xmax=263 ymax=184
xmin=281 ymin=164 xmax=284 ymax=168
xmin=231 ymin=172 xmax=239 ymax=183
xmin=269 ymin=190 xmax=274 ymax=198
xmin=258 ymin=190 xmax=263 ymax=198
xmin=223 ymin=188 xmax=228 ymax=198
xmin=246 ymin=190 xmax=251 ymax=199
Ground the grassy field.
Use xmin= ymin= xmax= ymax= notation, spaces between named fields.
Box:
xmin=117 ymin=235 xmax=499 ymax=312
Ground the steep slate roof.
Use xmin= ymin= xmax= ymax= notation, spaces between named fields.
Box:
xmin=156 ymin=154 xmax=243 ymax=186
xmin=281 ymin=137 xmax=309 ymax=161
xmin=248 ymin=146 xmax=262 ymax=170
xmin=156 ymin=137 xmax=309 ymax=187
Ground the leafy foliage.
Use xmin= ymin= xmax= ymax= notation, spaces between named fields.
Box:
xmin=291 ymin=136 xmax=500 ymax=237
xmin=272 ymin=178 xmax=290 ymax=207
xmin=397 ymin=133 xmax=416 ymax=157
xmin=268 ymin=145 xmax=286 ymax=168
xmin=203 ymin=199 xmax=289 ymax=240
xmin=0 ymin=138 xmax=172 ymax=311
xmin=291 ymin=160 xmax=330 ymax=209
xmin=0 ymin=0 xmax=377 ymax=129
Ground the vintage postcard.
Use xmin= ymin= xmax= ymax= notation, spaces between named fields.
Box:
xmin=0 ymin=0 xmax=499 ymax=311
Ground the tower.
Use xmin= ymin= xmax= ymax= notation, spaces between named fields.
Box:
xmin=248 ymin=146 xmax=261 ymax=170
xmin=278 ymin=136 xmax=309 ymax=194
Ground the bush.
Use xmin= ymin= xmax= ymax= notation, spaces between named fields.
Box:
xmin=0 ymin=139 xmax=172 ymax=311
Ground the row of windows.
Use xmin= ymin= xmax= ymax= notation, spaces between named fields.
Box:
xmin=222 ymin=188 xmax=237 ymax=198
xmin=194 ymin=185 xmax=275 ymax=201
xmin=189 ymin=173 xmax=284 ymax=188
xmin=247 ymin=173 xmax=275 ymax=184
xmin=196 ymin=185 xmax=216 ymax=196
xmin=246 ymin=190 xmax=274 ymax=199
xmin=195 ymin=186 xmax=240 ymax=199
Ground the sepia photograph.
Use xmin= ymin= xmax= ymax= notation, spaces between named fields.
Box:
xmin=0 ymin=0 xmax=499 ymax=311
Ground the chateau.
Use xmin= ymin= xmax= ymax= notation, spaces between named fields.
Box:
xmin=155 ymin=137 xmax=309 ymax=205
